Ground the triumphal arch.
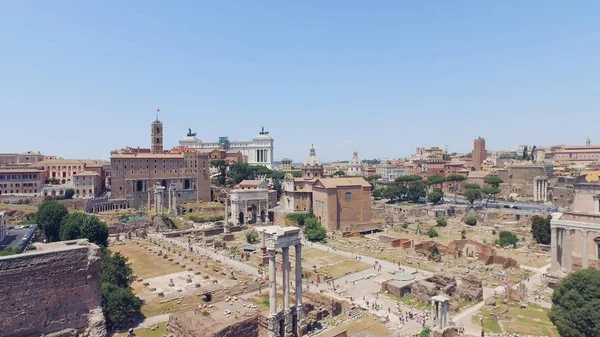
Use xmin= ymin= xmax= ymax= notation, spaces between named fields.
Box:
xmin=230 ymin=187 xmax=269 ymax=225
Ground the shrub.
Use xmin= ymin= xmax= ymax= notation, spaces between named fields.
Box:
xmin=460 ymin=229 xmax=467 ymax=239
xmin=245 ymin=229 xmax=259 ymax=244
xmin=436 ymin=216 xmax=447 ymax=227
xmin=464 ymin=215 xmax=477 ymax=226
xmin=497 ymin=231 xmax=519 ymax=248
xmin=427 ymin=228 xmax=439 ymax=238
xmin=64 ymin=188 xmax=75 ymax=199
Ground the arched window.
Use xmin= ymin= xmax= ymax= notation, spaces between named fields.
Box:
xmin=345 ymin=192 xmax=352 ymax=200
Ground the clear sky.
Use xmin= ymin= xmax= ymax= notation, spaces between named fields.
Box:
xmin=1 ymin=1 xmax=599 ymax=162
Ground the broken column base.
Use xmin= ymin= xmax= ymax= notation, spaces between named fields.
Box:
xmin=432 ymin=327 xmax=459 ymax=337
xmin=267 ymin=313 xmax=281 ymax=337
xmin=222 ymin=233 xmax=235 ymax=241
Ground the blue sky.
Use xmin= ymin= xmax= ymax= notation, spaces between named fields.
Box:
xmin=1 ymin=1 xmax=599 ymax=162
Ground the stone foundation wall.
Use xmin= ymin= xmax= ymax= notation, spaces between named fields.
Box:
xmin=0 ymin=241 xmax=103 ymax=337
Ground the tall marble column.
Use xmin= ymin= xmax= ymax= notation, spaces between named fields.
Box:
xmin=268 ymin=249 xmax=277 ymax=316
xmin=282 ymin=247 xmax=291 ymax=334
xmin=295 ymin=244 xmax=304 ymax=336
xmin=268 ymin=248 xmax=278 ymax=337
xmin=582 ymin=230 xmax=589 ymax=269
xmin=550 ymin=227 xmax=559 ymax=272
xmin=565 ymin=229 xmax=573 ymax=273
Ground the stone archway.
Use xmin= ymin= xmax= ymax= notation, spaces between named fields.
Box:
xmin=249 ymin=204 xmax=257 ymax=223
xmin=238 ymin=212 xmax=245 ymax=225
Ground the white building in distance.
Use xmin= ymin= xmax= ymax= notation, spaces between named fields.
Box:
xmin=179 ymin=127 xmax=275 ymax=169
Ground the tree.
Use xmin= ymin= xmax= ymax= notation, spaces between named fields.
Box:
xmin=531 ymin=215 xmax=551 ymax=244
xmin=407 ymin=181 xmax=427 ymax=202
xmin=427 ymin=228 xmax=439 ymax=238
xmin=427 ymin=175 xmax=446 ymax=189
xmin=303 ymin=217 xmax=327 ymax=242
xmin=382 ymin=185 xmax=402 ymax=202
xmin=37 ymin=200 xmax=68 ymax=242
xmin=101 ymin=250 xmax=134 ymax=288
xmin=228 ymin=162 xmax=253 ymax=185
xmin=395 ymin=175 xmax=423 ymax=185
xmin=522 ymin=146 xmax=529 ymax=160
xmin=64 ymin=188 xmax=75 ymax=199
xmin=273 ymin=180 xmax=283 ymax=199
xmin=333 ymin=170 xmax=346 ymax=177
xmin=60 ymin=212 xmax=109 ymax=247
xmin=0 ymin=246 xmax=20 ymax=256
xmin=465 ymin=188 xmax=482 ymax=207
xmin=548 ymin=269 xmax=600 ymax=337
xmin=484 ymin=176 xmax=504 ymax=188
xmin=460 ymin=229 xmax=467 ymax=239
xmin=497 ymin=231 xmax=519 ymax=248
xmin=428 ymin=188 xmax=444 ymax=204
xmin=436 ymin=216 xmax=447 ymax=227
xmin=245 ymin=229 xmax=259 ymax=244
xmin=465 ymin=183 xmax=481 ymax=190
xmin=446 ymin=174 xmax=467 ymax=200
xmin=364 ymin=175 xmax=381 ymax=182
xmin=482 ymin=187 xmax=501 ymax=206
xmin=531 ymin=145 xmax=537 ymax=162
xmin=101 ymin=282 xmax=143 ymax=329
xmin=210 ymin=159 xmax=229 ymax=186
xmin=372 ymin=188 xmax=383 ymax=200
xmin=464 ymin=215 xmax=477 ymax=226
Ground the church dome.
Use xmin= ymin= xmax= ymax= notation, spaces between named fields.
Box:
xmin=349 ymin=151 xmax=361 ymax=166
xmin=304 ymin=145 xmax=322 ymax=166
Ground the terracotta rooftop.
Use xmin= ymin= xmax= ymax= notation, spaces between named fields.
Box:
xmin=467 ymin=171 xmax=490 ymax=178
xmin=73 ymin=171 xmax=100 ymax=177
xmin=238 ymin=180 xmax=264 ymax=186
xmin=0 ymin=168 xmax=45 ymax=174
xmin=315 ymin=177 xmax=371 ymax=188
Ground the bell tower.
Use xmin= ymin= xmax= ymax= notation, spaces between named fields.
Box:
xmin=151 ymin=119 xmax=164 ymax=153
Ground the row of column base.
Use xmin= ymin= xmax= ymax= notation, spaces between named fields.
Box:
xmin=268 ymin=307 xmax=306 ymax=337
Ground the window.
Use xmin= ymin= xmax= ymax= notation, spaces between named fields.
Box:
xmin=345 ymin=192 xmax=352 ymax=200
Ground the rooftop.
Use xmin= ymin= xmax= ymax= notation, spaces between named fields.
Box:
xmin=315 ymin=177 xmax=371 ymax=188
xmin=36 ymin=158 xmax=84 ymax=165
xmin=0 ymin=168 xmax=45 ymax=174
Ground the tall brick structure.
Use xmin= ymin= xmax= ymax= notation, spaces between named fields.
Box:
xmin=0 ymin=240 xmax=105 ymax=337
xmin=472 ymin=137 xmax=487 ymax=171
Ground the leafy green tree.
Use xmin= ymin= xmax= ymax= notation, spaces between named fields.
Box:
xmin=464 ymin=215 xmax=477 ymax=226
xmin=364 ymin=175 xmax=381 ymax=182
xmin=531 ymin=215 xmax=551 ymax=244
xmin=291 ymin=171 xmax=302 ymax=178
xmin=482 ymin=187 xmax=501 ymax=206
xmin=465 ymin=188 xmax=482 ymax=207
xmin=407 ymin=181 xmax=427 ymax=202
xmin=428 ymin=188 xmax=444 ymax=204
xmin=522 ymin=146 xmax=529 ymax=160
xmin=60 ymin=212 xmax=109 ymax=247
xmin=210 ymin=159 xmax=229 ymax=186
xmin=436 ymin=216 xmax=447 ymax=227
xmin=228 ymin=163 xmax=253 ymax=185
xmin=333 ymin=170 xmax=346 ymax=176
xmin=254 ymin=165 xmax=273 ymax=176
xmin=548 ymin=269 xmax=600 ymax=337
xmin=427 ymin=228 xmax=439 ymax=238
xmin=484 ymin=176 xmax=504 ymax=188
xmin=245 ymin=229 xmax=259 ymax=244
xmin=303 ymin=217 xmax=327 ymax=242
xmin=37 ymin=200 xmax=68 ymax=242
xmin=497 ymin=231 xmax=519 ymax=248
xmin=395 ymin=175 xmax=423 ymax=185
xmin=268 ymin=171 xmax=286 ymax=181
xmin=101 ymin=282 xmax=143 ymax=329
xmin=427 ymin=175 xmax=446 ymax=189
xmin=465 ymin=183 xmax=481 ymax=190
xmin=382 ymin=185 xmax=402 ymax=202
xmin=101 ymin=250 xmax=134 ymax=288
xmin=372 ymin=188 xmax=383 ymax=200
xmin=64 ymin=188 xmax=75 ymax=199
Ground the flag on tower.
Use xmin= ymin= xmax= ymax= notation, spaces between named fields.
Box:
xmin=157 ymin=108 xmax=161 ymax=113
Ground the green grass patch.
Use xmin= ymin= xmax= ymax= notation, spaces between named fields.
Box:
xmin=382 ymin=293 xmax=431 ymax=311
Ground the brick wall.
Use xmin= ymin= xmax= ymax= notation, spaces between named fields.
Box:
xmin=0 ymin=241 xmax=103 ymax=337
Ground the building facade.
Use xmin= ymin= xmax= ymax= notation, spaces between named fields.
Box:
xmin=179 ymin=127 xmax=275 ymax=169
xmin=0 ymin=151 xmax=46 ymax=167
xmin=0 ymin=211 xmax=7 ymax=243
xmin=0 ymin=168 xmax=46 ymax=196
xmin=110 ymin=119 xmax=211 ymax=207
xmin=73 ymin=171 xmax=103 ymax=199
xmin=534 ymin=139 xmax=600 ymax=166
